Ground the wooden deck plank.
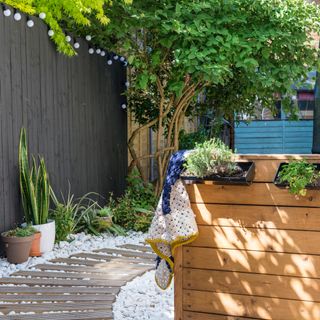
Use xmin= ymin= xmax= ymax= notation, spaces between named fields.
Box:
xmin=12 ymin=270 xmax=142 ymax=281
xmin=117 ymin=244 xmax=153 ymax=253
xmin=0 ymin=286 xmax=119 ymax=294
xmin=0 ymin=311 xmax=113 ymax=320
xmin=0 ymin=294 xmax=115 ymax=302
xmin=71 ymin=253 xmax=154 ymax=265
xmin=93 ymin=248 xmax=156 ymax=260
xmin=0 ymin=277 xmax=125 ymax=287
xmin=183 ymin=311 xmax=256 ymax=320
xmin=0 ymin=303 xmax=112 ymax=314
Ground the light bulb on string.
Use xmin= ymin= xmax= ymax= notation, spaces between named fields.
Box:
xmin=125 ymin=81 xmax=130 ymax=88
xmin=100 ymin=51 xmax=106 ymax=57
xmin=39 ymin=12 xmax=46 ymax=20
xmin=85 ymin=35 xmax=92 ymax=41
xmin=65 ymin=35 xmax=71 ymax=43
xmin=13 ymin=11 xmax=22 ymax=21
xmin=120 ymin=56 xmax=125 ymax=62
xmin=113 ymin=55 xmax=119 ymax=60
xmin=3 ymin=8 xmax=11 ymax=17
xmin=123 ymin=61 xmax=128 ymax=67
xmin=107 ymin=59 xmax=113 ymax=65
xmin=96 ymin=48 xmax=101 ymax=54
xmin=74 ymin=41 xmax=80 ymax=49
xmin=48 ymin=29 xmax=54 ymax=37
xmin=27 ymin=19 xmax=34 ymax=28
xmin=121 ymin=104 xmax=127 ymax=110
xmin=88 ymin=48 xmax=94 ymax=54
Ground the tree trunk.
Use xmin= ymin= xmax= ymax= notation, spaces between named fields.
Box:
xmin=313 ymin=71 xmax=320 ymax=153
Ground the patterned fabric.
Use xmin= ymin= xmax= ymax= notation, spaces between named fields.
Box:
xmin=146 ymin=151 xmax=198 ymax=290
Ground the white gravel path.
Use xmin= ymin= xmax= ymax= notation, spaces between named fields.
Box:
xmin=0 ymin=231 xmax=175 ymax=319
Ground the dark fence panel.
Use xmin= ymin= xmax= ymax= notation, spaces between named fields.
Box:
xmin=0 ymin=12 xmax=127 ymax=234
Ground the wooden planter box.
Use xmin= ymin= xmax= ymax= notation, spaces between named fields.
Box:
xmin=174 ymin=154 xmax=320 ymax=320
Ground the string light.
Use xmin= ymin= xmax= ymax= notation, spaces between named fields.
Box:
xmin=48 ymin=29 xmax=54 ymax=37
xmin=74 ymin=41 xmax=80 ymax=49
xmin=120 ymin=56 xmax=125 ymax=62
xmin=39 ymin=12 xmax=46 ymax=20
xmin=3 ymin=8 xmax=11 ymax=17
xmin=13 ymin=11 xmax=22 ymax=21
xmin=88 ymin=48 xmax=94 ymax=54
xmin=107 ymin=59 xmax=113 ymax=65
xmin=27 ymin=19 xmax=34 ymax=28
xmin=123 ymin=61 xmax=128 ymax=67
xmin=85 ymin=35 xmax=92 ymax=41
xmin=121 ymin=104 xmax=127 ymax=110
xmin=113 ymin=55 xmax=119 ymax=60
xmin=96 ymin=48 xmax=101 ymax=54
xmin=125 ymin=81 xmax=130 ymax=87
xmin=65 ymin=35 xmax=71 ymax=43
xmin=100 ymin=51 xmax=106 ymax=57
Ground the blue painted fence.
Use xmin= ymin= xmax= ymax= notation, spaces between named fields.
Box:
xmin=235 ymin=120 xmax=313 ymax=154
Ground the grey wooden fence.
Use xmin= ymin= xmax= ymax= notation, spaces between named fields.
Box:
xmin=0 ymin=11 xmax=127 ymax=235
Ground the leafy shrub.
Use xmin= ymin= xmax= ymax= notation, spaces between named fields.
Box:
xmin=178 ymin=128 xmax=210 ymax=150
xmin=110 ymin=169 xmax=157 ymax=233
xmin=183 ymin=138 xmax=239 ymax=178
xmin=279 ymin=160 xmax=320 ymax=196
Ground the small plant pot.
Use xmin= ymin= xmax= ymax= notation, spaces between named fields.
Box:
xmin=29 ymin=232 xmax=41 ymax=257
xmin=181 ymin=161 xmax=255 ymax=185
xmin=32 ymin=220 xmax=55 ymax=253
xmin=274 ymin=162 xmax=320 ymax=189
xmin=1 ymin=233 xmax=34 ymax=264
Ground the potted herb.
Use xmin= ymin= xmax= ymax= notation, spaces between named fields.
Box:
xmin=181 ymin=138 xmax=255 ymax=185
xmin=274 ymin=160 xmax=320 ymax=196
xmin=1 ymin=226 xmax=37 ymax=264
xmin=19 ymin=128 xmax=55 ymax=253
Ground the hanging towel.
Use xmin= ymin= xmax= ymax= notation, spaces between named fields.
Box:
xmin=146 ymin=150 xmax=198 ymax=289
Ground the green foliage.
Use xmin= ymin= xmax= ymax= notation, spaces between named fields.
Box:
xmin=179 ymin=128 xmax=211 ymax=150
xmin=78 ymin=0 xmax=320 ymax=124
xmin=278 ymin=160 xmax=320 ymax=196
xmin=184 ymin=138 xmax=239 ymax=178
xmin=50 ymin=187 xmax=126 ymax=240
xmin=110 ymin=169 xmax=157 ymax=233
xmin=4 ymin=226 xmax=37 ymax=238
xmin=3 ymin=0 xmax=132 ymax=56
xmin=19 ymin=128 xmax=50 ymax=226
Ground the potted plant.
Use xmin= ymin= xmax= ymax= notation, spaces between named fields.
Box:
xmin=274 ymin=160 xmax=320 ymax=196
xmin=19 ymin=128 xmax=55 ymax=253
xmin=1 ymin=226 xmax=37 ymax=264
xmin=29 ymin=230 xmax=41 ymax=257
xmin=181 ymin=138 xmax=255 ymax=185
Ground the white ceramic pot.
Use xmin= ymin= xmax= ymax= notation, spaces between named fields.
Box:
xmin=32 ymin=220 xmax=56 ymax=253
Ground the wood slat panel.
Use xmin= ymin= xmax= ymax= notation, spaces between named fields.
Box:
xmin=190 ymin=225 xmax=320 ymax=255
xmin=183 ymin=290 xmax=320 ymax=320
xmin=186 ymin=183 xmax=320 ymax=207
xmin=183 ymin=311 xmax=257 ymax=320
xmin=183 ymin=268 xmax=320 ymax=302
xmin=192 ymin=203 xmax=320 ymax=231
xmin=174 ymin=246 xmax=183 ymax=320
xmin=183 ymin=247 xmax=320 ymax=279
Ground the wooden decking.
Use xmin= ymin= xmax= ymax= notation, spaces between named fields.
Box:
xmin=0 ymin=244 xmax=155 ymax=320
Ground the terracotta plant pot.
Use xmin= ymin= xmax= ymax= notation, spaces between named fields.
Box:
xmin=29 ymin=232 xmax=41 ymax=257
xmin=1 ymin=233 xmax=34 ymax=264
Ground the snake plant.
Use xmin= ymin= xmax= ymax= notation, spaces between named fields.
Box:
xmin=19 ymin=128 xmax=50 ymax=225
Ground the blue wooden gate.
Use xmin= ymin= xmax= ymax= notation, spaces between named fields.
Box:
xmin=235 ymin=120 xmax=313 ymax=154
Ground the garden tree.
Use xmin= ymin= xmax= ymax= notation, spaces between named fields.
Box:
xmin=3 ymin=0 xmax=132 ymax=55
xmin=78 ymin=0 xmax=320 ymax=194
